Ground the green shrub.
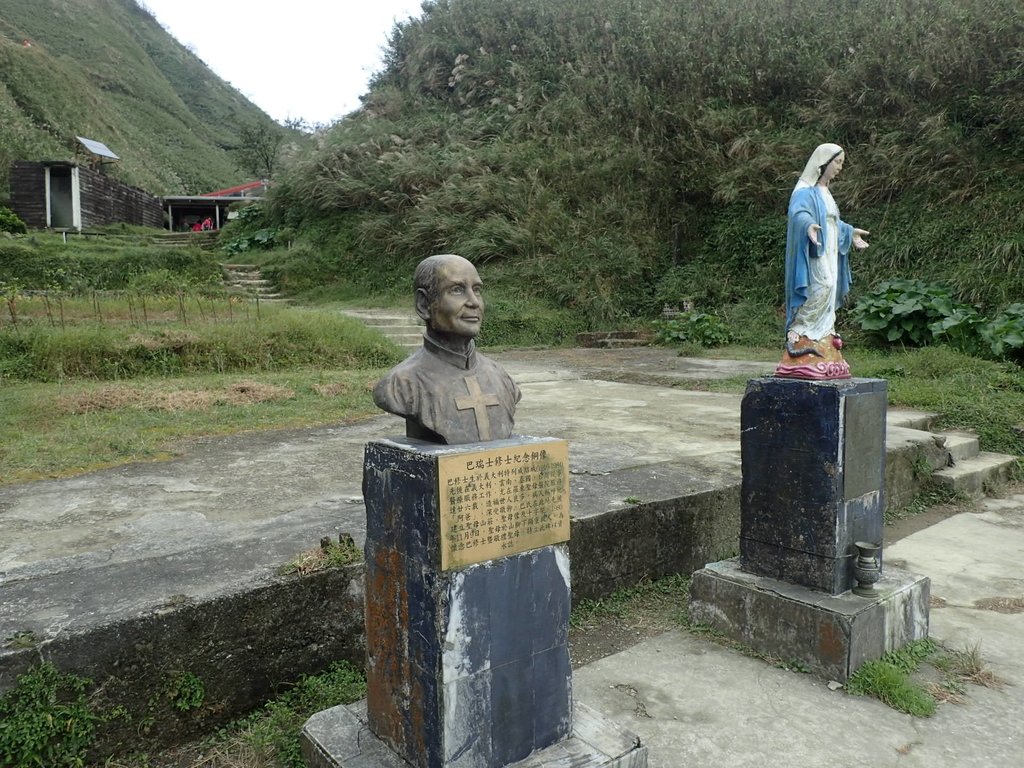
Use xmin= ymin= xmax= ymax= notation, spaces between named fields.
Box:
xmin=0 ymin=663 xmax=103 ymax=767
xmin=980 ymin=303 xmax=1024 ymax=363
xmin=654 ymin=312 xmax=732 ymax=347
xmin=850 ymin=279 xmax=977 ymax=347
xmin=261 ymin=243 xmax=338 ymax=295
xmin=928 ymin=304 xmax=987 ymax=357
xmin=0 ymin=205 xmax=28 ymax=235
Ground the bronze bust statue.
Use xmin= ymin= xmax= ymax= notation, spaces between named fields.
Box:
xmin=373 ymin=254 xmax=521 ymax=444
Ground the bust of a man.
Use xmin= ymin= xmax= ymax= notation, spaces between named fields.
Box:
xmin=372 ymin=254 xmax=521 ymax=444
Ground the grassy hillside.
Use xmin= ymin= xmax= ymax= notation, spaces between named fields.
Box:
xmin=0 ymin=0 xmax=277 ymax=196
xmin=265 ymin=0 xmax=1024 ymax=334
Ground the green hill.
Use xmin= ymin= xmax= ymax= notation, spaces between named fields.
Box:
xmin=265 ymin=0 xmax=1024 ymax=334
xmin=0 ymin=0 xmax=276 ymax=196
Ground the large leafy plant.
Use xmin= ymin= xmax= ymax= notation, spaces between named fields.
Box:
xmin=850 ymin=279 xmax=978 ymax=347
xmin=980 ymin=303 xmax=1024 ymax=362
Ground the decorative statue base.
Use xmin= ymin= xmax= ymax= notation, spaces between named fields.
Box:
xmin=775 ymin=334 xmax=851 ymax=380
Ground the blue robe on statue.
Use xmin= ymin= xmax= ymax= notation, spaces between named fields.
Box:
xmin=784 ymin=184 xmax=854 ymax=334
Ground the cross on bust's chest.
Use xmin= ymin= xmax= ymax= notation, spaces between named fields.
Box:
xmin=454 ymin=375 xmax=501 ymax=441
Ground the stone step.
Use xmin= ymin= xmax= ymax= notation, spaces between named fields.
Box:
xmin=364 ymin=322 xmax=423 ymax=332
xmin=341 ymin=310 xmax=424 ymax=354
xmin=887 ymin=408 xmax=941 ymax=431
xmin=379 ymin=332 xmax=424 ymax=344
xmin=937 ymin=430 xmax=981 ymax=464
xmin=931 ymin=452 xmax=1018 ymax=497
xmin=592 ymin=337 xmax=651 ymax=349
xmin=576 ymin=330 xmax=653 ymax=348
xmin=219 ymin=263 xmax=284 ymax=302
xmin=341 ymin=311 xmax=423 ymax=327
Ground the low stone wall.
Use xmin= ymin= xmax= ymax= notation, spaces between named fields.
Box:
xmin=1 ymin=565 xmax=365 ymax=756
xmin=570 ymin=486 xmax=741 ymax=600
xmin=0 ymin=488 xmax=740 ymax=757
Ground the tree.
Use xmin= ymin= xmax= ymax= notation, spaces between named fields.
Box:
xmin=235 ymin=120 xmax=283 ymax=180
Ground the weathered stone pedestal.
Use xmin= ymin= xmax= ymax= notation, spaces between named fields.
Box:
xmin=689 ymin=377 xmax=929 ymax=681
xmin=302 ymin=436 xmax=646 ymax=768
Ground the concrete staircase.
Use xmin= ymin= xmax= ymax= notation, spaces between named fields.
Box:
xmin=886 ymin=408 xmax=1018 ymax=502
xmin=341 ymin=309 xmax=423 ymax=354
xmin=221 ymin=263 xmax=286 ymax=302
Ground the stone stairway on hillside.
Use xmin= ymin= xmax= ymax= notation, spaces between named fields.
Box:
xmin=341 ymin=309 xmax=424 ymax=354
xmin=152 ymin=231 xmax=219 ymax=249
xmin=221 ymin=263 xmax=286 ymax=302
xmin=886 ymin=408 xmax=1018 ymax=502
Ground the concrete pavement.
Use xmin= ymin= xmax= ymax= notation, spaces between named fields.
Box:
xmin=572 ymin=490 xmax=1024 ymax=767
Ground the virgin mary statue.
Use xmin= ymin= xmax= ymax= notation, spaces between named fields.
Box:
xmin=775 ymin=143 xmax=870 ymax=379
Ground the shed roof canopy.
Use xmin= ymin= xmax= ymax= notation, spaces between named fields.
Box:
xmin=76 ymin=136 xmax=119 ymax=161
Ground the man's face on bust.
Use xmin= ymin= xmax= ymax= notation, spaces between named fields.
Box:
xmin=425 ymin=257 xmax=484 ymax=339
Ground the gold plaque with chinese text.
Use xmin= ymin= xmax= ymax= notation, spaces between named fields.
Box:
xmin=437 ymin=440 xmax=570 ymax=570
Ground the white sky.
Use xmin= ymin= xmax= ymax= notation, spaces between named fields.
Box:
xmin=140 ymin=0 xmax=427 ymax=126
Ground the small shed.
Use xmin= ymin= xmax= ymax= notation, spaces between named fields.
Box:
xmin=8 ymin=137 xmax=163 ymax=230
xmin=162 ymin=180 xmax=266 ymax=231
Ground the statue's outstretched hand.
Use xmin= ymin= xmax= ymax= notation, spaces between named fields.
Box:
xmin=852 ymin=228 xmax=870 ymax=249
xmin=807 ymin=224 xmax=821 ymax=247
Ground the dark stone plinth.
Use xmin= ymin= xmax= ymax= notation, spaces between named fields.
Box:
xmin=363 ymin=437 xmax=572 ymax=768
xmin=301 ymin=700 xmax=648 ymax=768
xmin=688 ymin=558 xmax=930 ymax=681
xmin=740 ymin=377 xmax=887 ymax=594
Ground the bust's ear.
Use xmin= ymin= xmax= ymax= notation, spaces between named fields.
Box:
xmin=415 ymin=288 xmax=432 ymax=323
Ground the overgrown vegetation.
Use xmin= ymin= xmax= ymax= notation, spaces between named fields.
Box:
xmin=278 ymin=536 xmax=362 ymax=576
xmin=0 ymin=296 xmax=400 ymax=381
xmin=0 ymin=663 xmax=119 ymax=768
xmin=654 ymin=312 xmax=732 ymax=348
xmin=0 ymin=205 xmax=28 ymax=234
xmin=0 ymin=230 xmax=221 ymax=292
xmin=260 ymin=0 xmax=1023 ymax=335
xmin=108 ymin=661 xmax=367 ymax=768
xmin=0 ymin=660 xmax=365 ymax=768
xmin=571 ymin=573 xmax=690 ymax=629
xmin=845 ymin=639 xmax=939 ymax=716
xmin=845 ymin=639 xmax=1005 ymax=716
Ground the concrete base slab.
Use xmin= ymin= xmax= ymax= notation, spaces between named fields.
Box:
xmin=301 ymin=699 xmax=647 ymax=768
xmin=689 ymin=558 xmax=929 ymax=681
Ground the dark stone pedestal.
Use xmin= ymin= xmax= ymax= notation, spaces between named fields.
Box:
xmin=360 ymin=437 xmax=572 ymax=768
xmin=690 ymin=376 xmax=930 ymax=680
xmin=740 ymin=377 xmax=887 ymax=595
xmin=689 ymin=558 xmax=930 ymax=682
xmin=301 ymin=436 xmax=647 ymax=767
